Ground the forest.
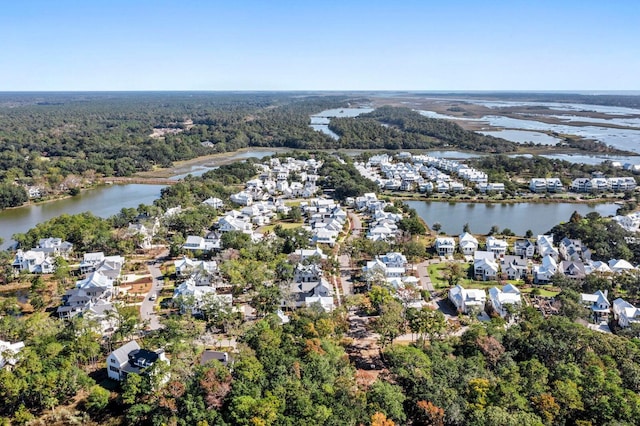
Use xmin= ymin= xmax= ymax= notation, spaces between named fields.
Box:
xmin=0 ymin=92 xmax=528 ymax=210
xmin=329 ymin=106 xmax=518 ymax=153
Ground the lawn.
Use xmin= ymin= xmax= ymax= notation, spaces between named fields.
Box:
xmin=427 ymin=261 xmax=561 ymax=296
xmin=259 ymin=222 xmax=304 ymax=233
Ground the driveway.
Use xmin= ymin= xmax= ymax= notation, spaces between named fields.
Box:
xmin=141 ymin=250 xmax=168 ymax=330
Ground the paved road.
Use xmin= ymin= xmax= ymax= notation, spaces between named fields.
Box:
xmin=141 ymin=250 xmax=169 ymax=330
xmin=416 ymin=258 xmax=438 ymax=293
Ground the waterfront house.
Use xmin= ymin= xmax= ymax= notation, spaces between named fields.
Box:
xmin=12 ymin=250 xmax=55 ymax=274
xmin=486 ymin=236 xmax=509 ymax=257
xmin=459 ymin=232 xmax=479 ymax=256
xmin=435 ymin=237 xmax=456 ymax=257
xmin=513 ymin=239 xmax=535 ymax=258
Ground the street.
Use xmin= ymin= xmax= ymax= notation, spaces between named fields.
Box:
xmin=141 ymin=250 xmax=168 ymax=330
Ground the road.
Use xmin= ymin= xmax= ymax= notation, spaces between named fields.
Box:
xmin=416 ymin=258 xmax=438 ymax=293
xmin=141 ymin=249 xmax=169 ymax=330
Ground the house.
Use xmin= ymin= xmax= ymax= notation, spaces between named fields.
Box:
xmin=107 ymin=341 xmax=169 ymax=381
xmin=0 ymin=340 xmax=25 ymax=369
xmin=608 ymin=259 xmax=635 ymax=274
xmin=449 ymin=285 xmax=486 ymax=314
xmin=533 ymin=255 xmax=557 ymax=283
xmin=537 ymin=235 xmax=559 ymax=260
xmin=79 ymin=252 xmax=125 ymax=278
xmin=36 ymin=238 xmax=73 ymax=259
xmin=559 ymin=238 xmax=586 ymax=262
xmin=312 ymin=228 xmax=338 ymax=246
xmin=218 ymin=215 xmax=252 ymax=233
xmin=83 ymin=299 xmax=117 ymax=334
xmin=285 ymin=263 xmax=333 ymax=309
xmin=230 ymin=191 xmax=253 ymax=206
xmin=513 ymin=239 xmax=535 ymax=258
xmin=474 ymin=251 xmax=499 ymax=281
xmin=200 ymin=350 xmax=232 ymax=367
xmin=12 ymin=250 xmax=55 ymax=274
xmin=612 ymin=298 xmax=640 ymax=328
xmin=580 ymin=290 xmax=610 ymax=322
xmin=174 ymin=257 xmax=218 ymax=278
xmin=485 ymin=236 xmax=508 ymax=257
xmin=559 ymin=260 xmax=587 ymax=280
xmin=459 ymin=232 xmax=479 ymax=255
xmin=435 ymin=237 xmax=456 ymax=256
xmin=127 ymin=223 xmax=153 ymax=249
xmin=202 ymin=197 xmax=224 ymax=209
xmin=489 ymin=284 xmax=522 ymax=318
xmin=584 ymin=260 xmax=612 ymax=275
xmin=57 ymin=271 xmax=115 ymax=319
xmin=293 ymin=246 xmax=327 ymax=261
xmin=80 ymin=252 xmax=107 ymax=274
xmin=183 ymin=235 xmax=220 ymax=252
xmin=173 ymin=280 xmax=233 ymax=315
xmin=529 ymin=178 xmax=564 ymax=193
xmin=501 ymin=255 xmax=529 ymax=280
xmin=363 ymin=257 xmax=405 ymax=283
xmin=305 ymin=296 xmax=336 ymax=312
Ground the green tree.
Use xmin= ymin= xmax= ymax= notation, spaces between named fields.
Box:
xmin=373 ymin=299 xmax=405 ymax=347
xmin=85 ymin=385 xmax=110 ymax=412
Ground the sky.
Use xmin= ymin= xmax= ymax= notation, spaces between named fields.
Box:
xmin=1 ymin=0 xmax=639 ymax=91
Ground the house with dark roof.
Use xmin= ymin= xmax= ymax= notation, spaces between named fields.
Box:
xmin=107 ymin=340 xmax=168 ymax=381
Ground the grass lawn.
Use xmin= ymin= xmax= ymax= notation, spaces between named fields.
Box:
xmin=259 ymin=222 xmax=304 ymax=233
xmin=427 ymin=262 xmax=561 ymax=296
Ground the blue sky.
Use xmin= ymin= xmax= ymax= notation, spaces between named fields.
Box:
xmin=1 ymin=0 xmax=639 ymax=90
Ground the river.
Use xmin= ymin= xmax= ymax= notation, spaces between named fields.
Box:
xmin=405 ymin=200 xmax=620 ymax=236
xmin=0 ymin=184 xmax=166 ymax=249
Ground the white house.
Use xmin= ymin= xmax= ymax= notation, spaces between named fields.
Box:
xmin=612 ymin=298 xmax=640 ymax=328
xmin=608 ymin=259 xmax=635 ymax=274
xmin=474 ymin=251 xmax=499 ymax=281
xmin=174 ymin=257 xmax=218 ymax=277
xmin=230 ymin=191 xmax=253 ymax=206
xmin=12 ymin=250 xmax=55 ymax=274
xmin=37 ymin=238 xmax=73 ymax=258
xmin=489 ymin=284 xmax=522 ymax=318
xmin=435 ymin=237 xmax=456 ymax=256
xmin=459 ymin=232 xmax=479 ymax=255
xmin=580 ymin=290 xmax=610 ymax=322
xmin=202 ymin=197 xmax=224 ymax=209
xmin=533 ymin=255 xmax=557 ymax=283
xmin=57 ymin=271 xmax=115 ymax=319
xmin=537 ymin=235 xmax=559 ymax=260
xmin=0 ymin=340 xmax=25 ymax=369
xmin=107 ymin=341 xmax=169 ymax=381
xmin=449 ymin=285 xmax=486 ymax=314
xmin=173 ymin=279 xmax=233 ymax=315
xmin=486 ymin=236 xmax=508 ymax=257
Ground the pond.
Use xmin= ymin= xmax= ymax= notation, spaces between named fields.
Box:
xmin=0 ymin=184 xmax=166 ymax=249
xmin=405 ymin=200 xmax=619 ymax=236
